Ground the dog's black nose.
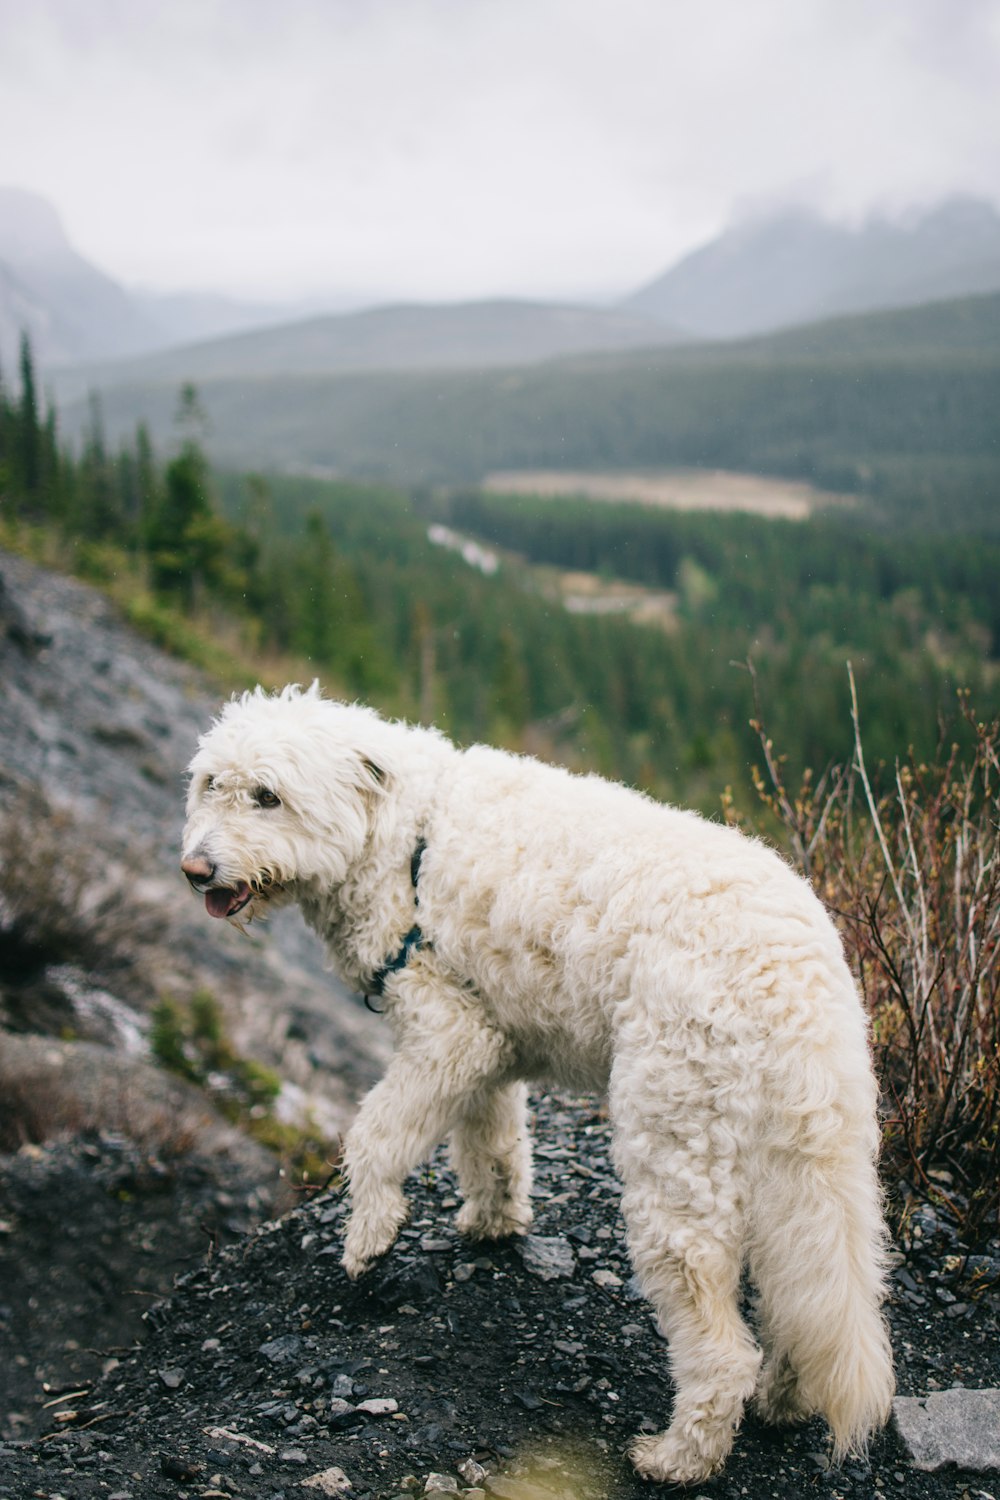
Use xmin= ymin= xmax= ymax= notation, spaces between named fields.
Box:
xmin=181 ymin=853 xmax=215 ymax=886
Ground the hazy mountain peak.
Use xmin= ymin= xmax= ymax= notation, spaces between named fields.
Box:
xmin=625 ymin=196 xmax=1000 ymax=339
xmin=0 ymin=185 xmax=73 ymax=264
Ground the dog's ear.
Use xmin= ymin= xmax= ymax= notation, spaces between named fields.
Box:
xmin=361 ymin=757 xmax=389 ymax=793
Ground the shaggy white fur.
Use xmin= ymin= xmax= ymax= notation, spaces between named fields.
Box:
xmin=181 ymin=684 xmax=894 ymax=1485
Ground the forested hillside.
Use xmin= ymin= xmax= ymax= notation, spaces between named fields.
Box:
xmin=4 ymin=332 xmax=999 ymax=810
xmin=61 ymin=291 xmax=1000 ymax=533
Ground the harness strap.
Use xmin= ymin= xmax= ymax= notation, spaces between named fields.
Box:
xmin=367 ymin=837 xmax=428 ymax=1000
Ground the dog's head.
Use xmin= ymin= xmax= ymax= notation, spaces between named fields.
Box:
xmin=180 ymin=683 xmax=392 ymax=924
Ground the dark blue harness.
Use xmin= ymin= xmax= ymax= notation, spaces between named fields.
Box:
xmin=367 ymin=838 xmax=428 ymax=1002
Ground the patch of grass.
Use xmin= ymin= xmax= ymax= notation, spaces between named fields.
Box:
xmin=150 ymin=990 xmax=338 ymax=1188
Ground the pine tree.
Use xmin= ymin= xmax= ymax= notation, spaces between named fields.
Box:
xmin=17 ymin=333 xmax=41 ymax=507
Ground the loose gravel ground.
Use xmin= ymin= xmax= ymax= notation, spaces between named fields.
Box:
xmin=1 ymin=1095 xmax=997 ymax=1500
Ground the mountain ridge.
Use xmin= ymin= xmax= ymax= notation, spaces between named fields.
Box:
xmin=624 ymin=196 xmax=1000 ymax=339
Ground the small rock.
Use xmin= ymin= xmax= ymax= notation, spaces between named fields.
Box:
xmin=331 ymin=1373 xmax=355 ymax=1399
xmin=517 ymin=1235 xmax=576 ymax=1281
xmin=453 ymin=1263 xmax=476 ymax=1282
xmin=260 ymin=1334 xmax=304 ymax=1364
xmin=420 ymin=1236 xmax=453 ymax=1253
xmin=302 ymin=1467 xmax=353 ymax=1495
xmin=326 ymin=1398 xmax=361 ymax=1430
xmin=159 ymin=1454 xmax=202 ymax=1481
xmin=457 ymin=1458 xmax=487 ymax=1485
xmin=157 ymin=1366 xmax=185 ymax=1390
xmin=376 ymin=1258 xmax=442 ymax=1309
xmin=591 ymin=1269 xmax=623 ymax=1290
xmin=355 ymin=1397 xmax=398 ymax=1416
xmin=281 ymin=1446 xmax=310 ymax=1464
xmin=423 ymin=1474 xmax=460 ymax=1494
xmin=893 ymin=1388 xmax=1000 ymax=1471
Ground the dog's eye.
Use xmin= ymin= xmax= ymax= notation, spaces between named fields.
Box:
xmin=205 ymin=775 xmax=216 ymax=793
xmin=256 ymin=787 xmax=281 ymax=809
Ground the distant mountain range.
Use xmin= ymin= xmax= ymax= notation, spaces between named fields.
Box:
xmin=624 ymin=197 xmax=1000 ymax=338
xmin=4 ymin=184 xmax=1000 ymax=384
xmin=56 ymin=290 xmax=1000 ymax=517
xmin=53 ymin=298 xmax=685 ymax=400
xmin=0 ymin=187 xmax=335 ymax=370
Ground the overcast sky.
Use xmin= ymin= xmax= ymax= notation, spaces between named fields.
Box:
xmin=1 ymin=0 xmax=998 ymax=306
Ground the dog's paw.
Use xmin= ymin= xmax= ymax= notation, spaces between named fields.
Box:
xmin=628 ymin=1430 xmax=725 ymax=1487
xmin=341 ymin=1197 xmax=407 ymax=1279
xmin=455 ymin=1197 xmax=533 ymax=1241
xmin=754 ymin=1357 xmax=811 ymax=1428
xmin=341 ymin=1244 xmax=377 ymax=1281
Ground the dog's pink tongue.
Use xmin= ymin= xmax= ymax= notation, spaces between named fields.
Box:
xmin=205 ymin=885 xmax=249 ymax=918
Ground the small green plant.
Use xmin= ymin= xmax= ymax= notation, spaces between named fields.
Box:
xmin=150 ymin=989 xmax=335 ymax=1187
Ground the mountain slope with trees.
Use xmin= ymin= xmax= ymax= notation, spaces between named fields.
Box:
xmin=57 ymin=290 xmax=1000 ymax=533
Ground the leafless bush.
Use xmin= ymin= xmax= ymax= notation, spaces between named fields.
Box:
xmin=0 ymin=796 xmax=157 ymax=977
xmin=736 ymin=667 xmax=999 ymax=1244
xmin=0 ymin=1048 xmax=201 ymax=1157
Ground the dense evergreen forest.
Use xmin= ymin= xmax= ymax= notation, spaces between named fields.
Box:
xmin=63 ymin=291 xmax=1000 ymax=535
xmin=4 ymin=334 xmax=998 ymax=810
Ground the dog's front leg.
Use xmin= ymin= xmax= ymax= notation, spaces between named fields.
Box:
xmin=451 ymin=1080 xmax=534 ymax=1240
xmin=341 ymin=985 xmax=509 ymax=1279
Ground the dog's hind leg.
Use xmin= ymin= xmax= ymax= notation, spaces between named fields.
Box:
xmin=610 ymin=1060 xmax=761 ymax=1486
xmin=451 ymin=1080 xmax=533 ymax=1240
xmin=341 ymin=974 xmax=510 ymax=1279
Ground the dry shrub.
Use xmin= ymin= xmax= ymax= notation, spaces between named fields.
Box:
xmin=0 ymin=795 xmax=157 ymax=978
xmin=739 ymin=668 xmax=999 ymax=1244
xmin=0 ymin=1053 xmax=201 ymax=1158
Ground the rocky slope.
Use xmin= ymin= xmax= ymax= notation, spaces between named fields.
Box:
xmin=0 ymin=547 xmax=390 ymax=1436
xmin=0 ymin=546 xmax=390 ymax=1117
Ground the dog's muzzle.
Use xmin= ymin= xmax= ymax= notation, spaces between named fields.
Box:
xmin=181 ymin=853 xmax=253 ymax=919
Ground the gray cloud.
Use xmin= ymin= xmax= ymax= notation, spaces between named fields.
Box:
xmin=0 ymin=0 xmax=997 ymax=302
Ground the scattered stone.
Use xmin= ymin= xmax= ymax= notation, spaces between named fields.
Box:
xmin=893 ymin=1388 xmax=1000 ymax=1471
xmin=302 ymin=1467 xmax=353 ymax=1495
xmin=517 ymin=1235 xmax=576 ymax=1281
xmin=355 ymin=1397 xmax=399 ymax=1416
xmin=420 ymin=1236 xmax=453 ymax=1253
xmin=159 ymin=1454 xmax=203 ymax=1481
xmin=591 ymin=1269 xmax=623 ymax=1290
xmin=423 ymin=1473 xmax=460 ymax=1494
xmin=376 ymin=1258 xmax=442 ymax=1309
xmin=457 ymin=1458 xmax=487 ymax=1485
xmin=157 ymin=1366 xmax=185 ymax=1389
xmin=331 ymin=1373 xmax=355 ymax=1399
xmin=204 ymin=1427 xmax=276 ymax=1454
xmin=453 ymin=1263 xmax=477 ymax=1282
xmin=260 ymin=1334 xmax=304 ymax=1364
xmin=281 ymin=1446 xmax=310 ymax=1464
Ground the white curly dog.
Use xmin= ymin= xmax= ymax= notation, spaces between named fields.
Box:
xmin=181 ymin=684 xmax=893 ymax=1485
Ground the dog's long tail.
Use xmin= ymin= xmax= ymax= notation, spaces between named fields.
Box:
xmin=748 ymin=1021 xmax=895 ymax=1461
